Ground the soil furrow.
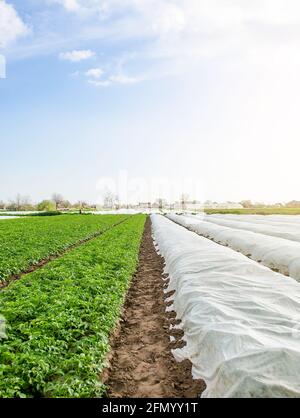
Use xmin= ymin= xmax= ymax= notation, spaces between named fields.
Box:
xmin=104 ymin=217 xmax=205 ymax=398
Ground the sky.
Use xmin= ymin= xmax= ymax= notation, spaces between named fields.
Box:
xmin=1 ymin=0 xmax=300 ymax=204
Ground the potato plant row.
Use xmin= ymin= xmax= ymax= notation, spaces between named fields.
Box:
xmin=0 ymin=215 xmax=128 ymax=282
xmin=0 ymin=214 xmax=146 ymax=398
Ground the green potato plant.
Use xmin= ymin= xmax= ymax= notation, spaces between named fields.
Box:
xmin=0 ymin=215 xmax=128 ymax=283
xmin=0 ymin=215 xmax=145 ymax=398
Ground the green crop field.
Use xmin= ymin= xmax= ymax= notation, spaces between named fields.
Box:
xmin=0 ymin=214 xmax=146 ymax=398
xmin=0 ymin=214 xmax=128 ymax=284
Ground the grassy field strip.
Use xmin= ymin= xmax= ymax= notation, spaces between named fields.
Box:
xmin=0 ymin=214 xmax=146 ymax=398
xmin=205 ymin=208 xmax=300 ymax=215
xmin=0 ymin=215 xmax=128 ymax=284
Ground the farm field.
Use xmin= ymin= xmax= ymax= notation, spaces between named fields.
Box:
xmin=0 ymin=215 xmax=145 ymax=397
xmin=0 ymin=214 xmax=128 ymax=285
xmin=4 ymin=0 xmax=300 ymax=405
xmin=1 ymin=212 xmax=300 ymax=398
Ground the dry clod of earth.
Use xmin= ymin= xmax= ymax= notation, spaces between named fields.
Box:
xmin=104 ymin=217 xmax=206 ymax=398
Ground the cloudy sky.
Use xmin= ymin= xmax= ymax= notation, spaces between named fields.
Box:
xmin=1 ymin=0 xmax=300 ymax=204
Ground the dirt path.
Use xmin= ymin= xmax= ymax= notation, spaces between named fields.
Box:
xmin=104 ymin=217 xmax=205 ymax=398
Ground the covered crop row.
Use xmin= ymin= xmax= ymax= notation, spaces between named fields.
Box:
xmin=202 ymin=214 xmax=300 ymax=243
xmin=207 ymin=213 xmax=300 ymax=225
xmin=152 ymin=215 xmax=300 ymax=398
xmin=0 ymin=215 xmax=146 ymax=398
xmin=208 ymin=214 xmax=300 ymax=228
xmin=0 ymin=214 xmax=128 ymax=283
xmin=167 ymin=214 xmax=300 ymax=280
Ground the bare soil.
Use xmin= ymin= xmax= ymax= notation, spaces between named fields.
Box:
xmin=104 ymin=217 xmax=206 ymax=398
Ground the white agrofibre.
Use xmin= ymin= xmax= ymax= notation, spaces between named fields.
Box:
xmin=167 ymin=214 xmax=300 ymax=281
xmin=200 ymin=215 xmax=300 ymax=243
xmin=152 ymin=214 xmax=300 ymax=398
xmin=207 ymin=213 xmax=300 ymax=228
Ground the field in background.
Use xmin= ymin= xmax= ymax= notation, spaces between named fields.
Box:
xmin=0 ymin=214 xmax=128 ymax=284
xmin=204 ymin=207 xmax=300 ymax=215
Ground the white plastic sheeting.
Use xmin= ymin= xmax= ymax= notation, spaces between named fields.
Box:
xmin=202 ymin=215 xmax=300 ymax=243
xmin=93 ymin=209 xmax=141 ymax=215
xmin=167 ymin=214 xmax=300 ymax=281
xmin=208 ymin=213 xmax=300 ymax=222
xmin=207 ymin=214 xmax=300 ymax=228
xmin=0 ymin=211 xmax=38 ymax=215
xmin=151 ymin=214 xmax=300 ymax=398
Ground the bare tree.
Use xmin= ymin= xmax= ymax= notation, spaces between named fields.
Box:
xmin=286 ymin=200 xmax=300 ymax=208
xmin=52 ymin=193 xmax=64 ymax=210
xmin=8 ymin=194 xmax=32 ymax=211
xmin=22 ymin=195 xmax=31 ymax=208
xmin=61 ymin=200 xmax=71 ymax=209
xmin=74 ymin=200 xmax=89 ymax=214
xmin=240 ymin=200 xmax=253 ymax=208
xmin=114 ymin=195 xmax=120 ymax=210
xmin=159 ymin=198 xmax=163 ymax=210
xmin=156 ymin=198 xmax=165 ymax=211
xmin=15 ymin=194 xmax=22 ymax=211
xmin=180 ymin=193 xmax=189 ymax=211
xmin=102 ymin=189 xmax=115 ymax=209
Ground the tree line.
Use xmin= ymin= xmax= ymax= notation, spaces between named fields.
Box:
xmin=0 ymin=194 xmax=95 ymax=212
xmin=239 ymin=200 xmax=300 ymax=208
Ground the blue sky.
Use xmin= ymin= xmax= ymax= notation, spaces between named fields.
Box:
xmin=1 ymin=0 xmax=300 ymax=204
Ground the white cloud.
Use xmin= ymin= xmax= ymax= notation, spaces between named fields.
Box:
xmin=85 ymin=67 xmax=103 ymax=79
xmin=51 ymin=1 xmax=300 ymax=47
xmin=88 ymin=72 xmax=144 ymax=87
xmin=50 ymin=0 xmax=81 ymax=12
xmin=0 ymin=1 xmax=29 ymax=48
xmin=43 ymin=1 xmax=300 ymax=88
xmin=50 ymin=0 xmax=127 ymax=17
xmin=109 ymin=74 xmax=142 ymax=85
xmin=59 ymin=49 xmax=95 ymax=62
xmin=88 ymin=79 xmax=111 ymax=87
